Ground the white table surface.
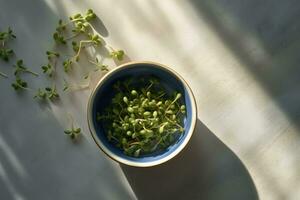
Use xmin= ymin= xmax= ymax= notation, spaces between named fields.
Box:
xmin=1 ymin=0 xmax=300 ymax=200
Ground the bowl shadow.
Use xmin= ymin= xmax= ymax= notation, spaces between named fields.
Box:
xmin=121 ymin=119 xmax=259 ymax=200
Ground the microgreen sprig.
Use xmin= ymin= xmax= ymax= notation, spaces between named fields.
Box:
xmin=11 ymin=60 xmax=37 ymax=92
xmin=53 ymin=32 xmax=67 ymax=45
xmin=0 ymin=27 xmax=16 ymax=61
xmin=88 ymin=57 xmax=109 ymax=72
xmin=34 ymin=88 xmax=47 ymax=100
xmin=0 ymin=27 xmax=16 ymax=42
xmin=34 ymin=85 xmax=59 ymax=101
xmin=46 ymin=50 xmax=60 ymax=60
xmin=109 ymin=49 xmax=124 ymax=61
xmin=45 ymin=85 xmax=59 ymax=101
xmin=52 ymin=9 xmax=124 ymax=66
xmin=69 ymin=9 xmax=97 ymax=33
xmin=70 ymin=34 xmax=102 ymax=62
xmin=41 ymin=51 xmax=60 ymax=77
xmin=71 ymin=40 xmax=93 ymax=62
xmin=14 ymin=60 xmax=38 ymax=77
xmin=63 ymin=79 xmax=69 ymax=91
xmin=41 ymin=64 xmax=55 ymax=78
xmin=64 ymin=127 xmax=81 ymax=139
xmin=63 ymin=59 xmax=73 ymax=72
xmin=11 ymin=77 xmax=28 ymax=91
xmin=53 ymin=9 xmax=97 ymax=45
xmin=0 ymin=48 xmax=14 ymax=62
xmin=64 ymin=114 xmax=81 ymax=140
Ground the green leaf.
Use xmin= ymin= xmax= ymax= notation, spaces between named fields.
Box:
xmin=63 ymin=59 xmax=73 ymax=72
xmin=63 ymin=80 xmax=69 ymax=91
xmin=64 ymin=130 xmax=72 ymax=134
xmin=74 ymin=128 xmax=81 ymax=134
xmin=110 ymin=50 xmax=125 ymax=61
xmin=34 ymin=88 xmax=47 ymax=100
xmin=0 ymin=48 xmax=14 ymax=61
xmin=11 ymin=77 xmax=28 ymax=91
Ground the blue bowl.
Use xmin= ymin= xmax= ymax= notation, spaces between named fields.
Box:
xmin=87 ymin=61 xmax=197 ymax=167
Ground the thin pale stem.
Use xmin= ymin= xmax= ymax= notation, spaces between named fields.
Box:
xmin=111 ymin=135 xmax=119 ymax=142
xmin=155 ymin=92 xmax=166 ymax=99
xmin=165 ymin=116 xmax=183 ymax=130
xmin=21 ymin=86 xmax=31 ymax=91
xmin=85 ymin=22 xmax=98 ymax=34
xmin=24 ymin=69 xmax=39 ymax=77
xmin=165 ymin=95 xmax=181 ymax=113
xmin=129 ymin=141 xmax=142 ymax=146
xmin=142 ymin=125 xmax=152 ymax=132
xmin=151 ymin=137 xmax=163 ymax=151
xmin=62 ymin=18 xmax=84 ymax=27
xmin=86 ymin=22 xmax=115 ymax=48
xmin=146 ymin=82 xmax=153 ymax=91
xmin=72 ymin=40 xmax=93 ymax=60
xmin=88 ymin=59 xmax=100 ymax=66
xmin=0 ymin=71 xmax=8 ymax=78
xmin=86 ymin=22 xmax=104 ymax=40
xmin=88 ymin=60 xmax=109 ymax=72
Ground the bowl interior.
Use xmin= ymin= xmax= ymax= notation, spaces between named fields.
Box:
xmin=91 ymin=63 xmax=194 ymax=164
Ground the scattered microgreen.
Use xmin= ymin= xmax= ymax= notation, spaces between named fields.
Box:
xmin=69 ymin=9 xmax=97 ymax=33
xmin=56 ymin=19 xmax=67 ymax=32
xmin=64 ymin=114 xmax=81 ymax=139
xmin=50 ymin=8 xmax=125 ymax=83
xmin=64 ymin=127 xmax=81 ymax=139
xmin=88 ymin=33 xmax=102 ymax=46
xmin=1 ymin=11 xmax=129 ymax=147
xmin=46 ymin=50 xmax=60 ymax=60
xmin=97 ymin=78 xmax=186 ymax=157
xmin=63 ymin=79 xmax=69 ymax=91
xmin=53 ymin=31 xmax=66 ymax=45
xmin=0 ymin=27 xmax=16 ymax=41
xmin=14 ymin=59 xmax=38 ymax=77
xmin=41 ymin=51 xmax=59 ymax=78
xmin=34 ymin=85 xmax=60 ymax=101
xmin=72 ymin=41 xmax=79 ymax=52
xmin=11 ymin=77 xmax=28 ymax=91
xmin=34 ymin=88 xmax=47 ymax=100
xmin=110 ymin=49 xmax=124 ymax=61
xmin=45 ymin=85 xmax=59 ymax=101
xmin=0 ymin=48 xmax=14 ymax=61
xmin=63 ymin=59 xmax=73 ymax=72
xmin=41 ymin=64 xmax=55 ymax=77
xmin=53 ymin=9 xmax=97 ymax=45
xmin=0 ymin=27 xmax=16 ymax=61
xmin=52 ymin=8 xmax=123 ymax=66
xmin=71 ymin=35 xmax=101 ymax=62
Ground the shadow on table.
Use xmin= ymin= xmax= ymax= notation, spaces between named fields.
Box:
xmin=121 ymin=119 xmax=259 ymax=200
xmin=187 ymin=0 xmax=300 ymax=130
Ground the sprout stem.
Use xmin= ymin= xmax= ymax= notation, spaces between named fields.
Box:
xmin=0 ymin=71 xmax=8 ymax=78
